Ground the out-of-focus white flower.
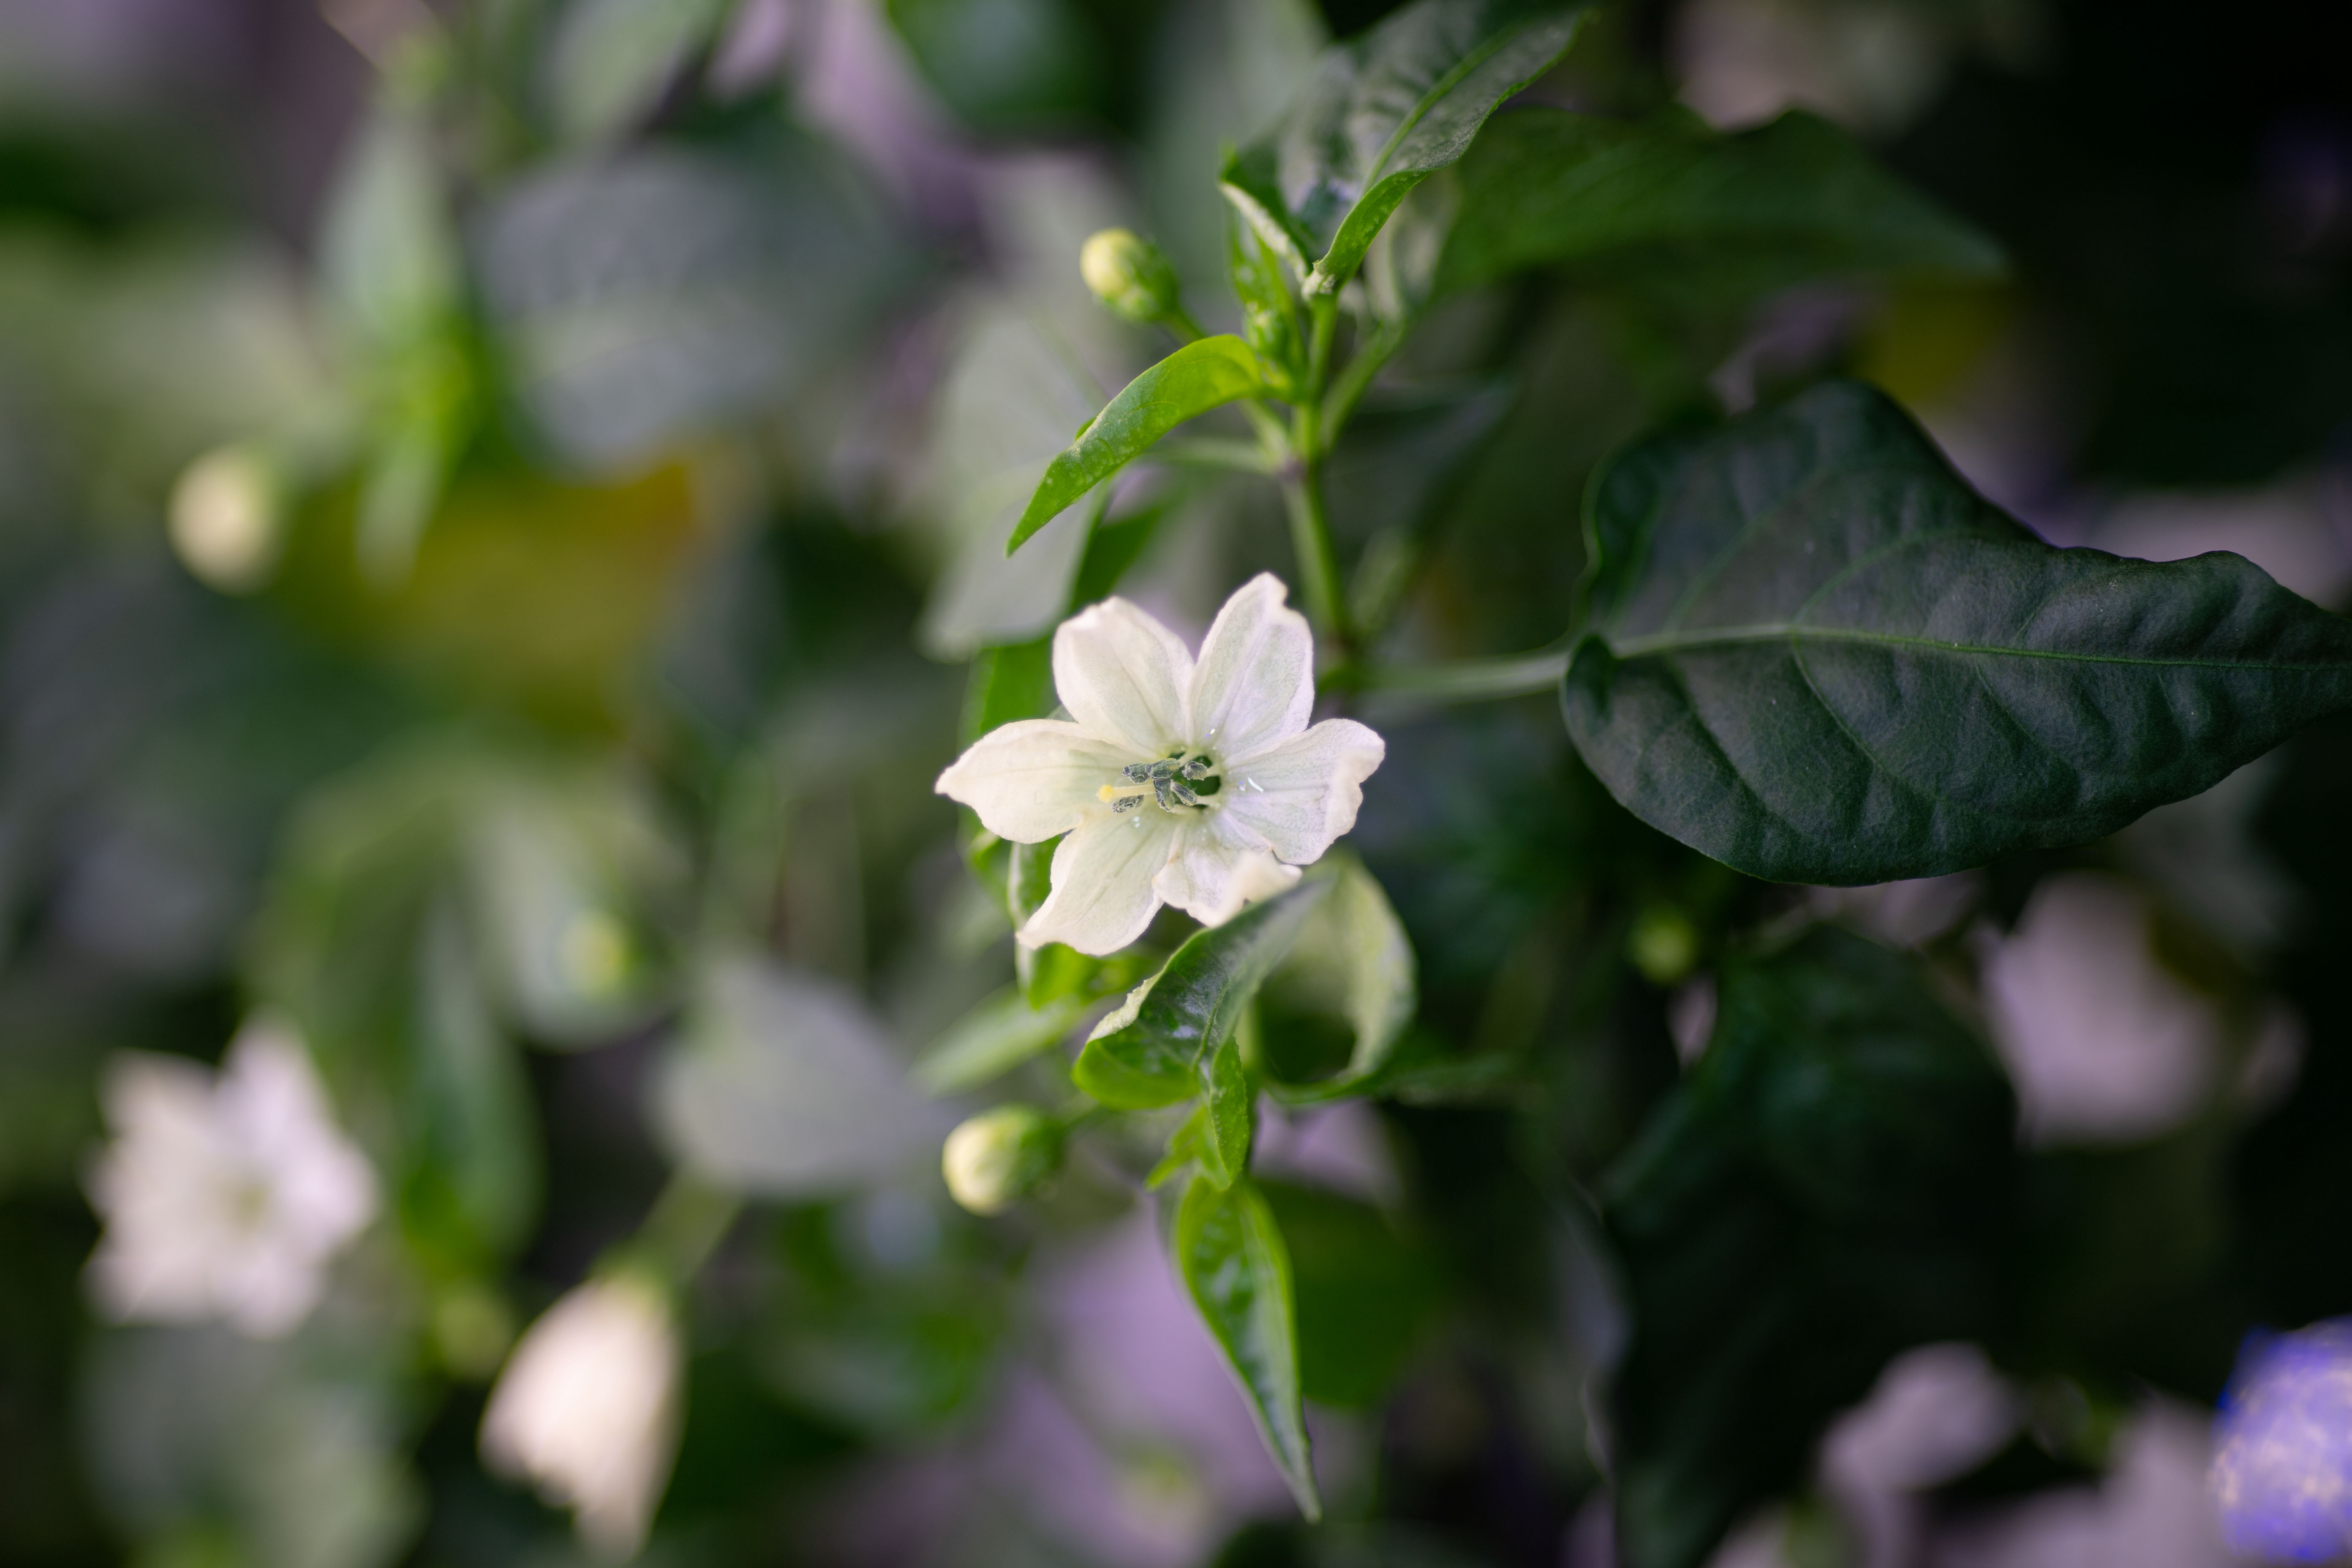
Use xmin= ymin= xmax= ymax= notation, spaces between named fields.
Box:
xmin=2211 ymin=1319 xmax=2352 ymax=1564
xmin=481 ymin=1274 xmax=683 ymax=1560
xmin=936 ymin=574 xmax=1384 ymax=956
xmin=1977 ymin=872 xmax=2221 ymax=1144
xmin=84 ymin=1017 xmax=377 ymax=1339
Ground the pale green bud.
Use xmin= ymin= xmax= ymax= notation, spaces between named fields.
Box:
xmin=942 ymin=1104 xmax=1062 ymax=1215
xmin=1079 ymin=228 xmax=1181 ymax=325
xmin=1628 ymin=906 xmax=1701 ymax=986
xmin=169 ymin=444 xmax=285 ymax=593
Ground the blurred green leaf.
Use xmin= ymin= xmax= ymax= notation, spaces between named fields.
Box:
xmin=546 ymin=0 xmax=731 ymax=145
xmin=83 ymin=1326 xmax=422 ymax=1568
xmin=1601 ymin=926 xmax=2017 ymax=1568
xmin=1260 ymin=1180 xmax=1445 ymax=1409
xmin=960 ymin=636 xmax=1056 ymax=745
xmin=1439 ymin=108 xmax=2005 ymax=303
xmin=1222 ymin=0 xmax=1592 ymax=295
xmin=913 ymin=985 xmax=1088 ymax=1096
xmin=653 ymin=953 xmax=948 ymax=1196
xmin=1175 ymin=1173 xmax=1320 ymax=1520
xmin=250 ymin=751 xmax=547 ymax=1266
xmin=1564 ymin=378 xmax=2352 ymax=885
xmin=1073 ymin=880 xmax=1329 ymax=1108
xmin=1009 ymin=336 xmax=1268 ymax=553
xmin=885 ymin=0 xmax=1105 ymax=135
xmin=1260 ymin=854 xmax=1417 ymax=1098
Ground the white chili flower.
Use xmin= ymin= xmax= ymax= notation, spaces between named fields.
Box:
xmin=937 ymin=574 xmax=1385 ymax=957
xmin=481 ymin=1273 xmax=683 ymax=1561
xmin=84 ymin=1016 xmax=377 ymax=1339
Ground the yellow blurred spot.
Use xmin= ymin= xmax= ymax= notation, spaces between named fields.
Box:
xmin=560 ymin=908 xmax=632 ymax=999
xmin=1630 ymin=906 xmax=1701 ymax=986
xmin=1854 ymin=284 xmax=2014 ymax=411
xmin=432 ymin=1280 xmax=516 ymax=1381
xmin=169 ymin=445 xmax=283 ymax=593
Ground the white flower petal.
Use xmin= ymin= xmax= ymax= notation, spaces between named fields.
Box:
xmin=1154 ymin=811 xmax=1299 ymax=926
xmin=483 ymin=1276 xmax=681 ymax=1560
xmin=936 ymin=719 xmax=1132 ymax=842
xmin=1020 ymin=812 xmax=1179 ymax=956
xmin=1052 ymin=596 xmax=1193 ymax=755
xmin=1188 ymin=573 xmax=1315 ymax=762
xmin=1219 ymin=719 xmax=1386 ymax=865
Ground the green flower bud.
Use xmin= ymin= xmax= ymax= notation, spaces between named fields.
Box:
xmin=1079 ymin=228 xmax=1181 ymax=325
xmin=1628 ymin=906 xmax=1701 ymax=986
xmin=942 ymin=1104 xmax=1063 ymax=1215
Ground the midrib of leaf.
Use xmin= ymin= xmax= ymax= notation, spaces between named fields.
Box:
xmin=1607 ymin=622 xmax=2352 ymax=672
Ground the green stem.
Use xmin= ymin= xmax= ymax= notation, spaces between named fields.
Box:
xmin=631 ymin=1174 xmax=743 ymax=1285
xmin=1284 ymin=453 xmax=1352 ymax=659
xmin=1282 ymin=296 xmax=1354 ymax=658
xmin=1151 ymin=436 xmax=1277 ymax=474
xmin=1342 ymin=645 xmax=1575 ymax=703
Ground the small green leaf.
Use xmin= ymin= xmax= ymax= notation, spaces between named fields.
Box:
xmin=1072 ymin=881 xmax=1330 ymax=1108
xmin=1258 ymin=855 xmax=1418 ymax=1096
xmin=1564 ymin=379 xmax=2352 ymax=884
xmin=1174 ymin=1174 xmax=1321 ymax=1519
xmin=1008 ymin=338 xmax=1269 ymax=554
xmin=1602 ymin=927 xmax=2017 ymax=1568
xmin=1228 ymin=0 xmax=1592 ymax=295
xmin=1439 ymin=106 xmax=2005 ymax=302
xmin=913 ymin=987 xmax=1089 ymax=1097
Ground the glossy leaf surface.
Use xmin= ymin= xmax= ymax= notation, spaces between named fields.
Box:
xmin=1440 ymin=107 xmax=2003 ymax=302
xmin=1175 ymin=1174 xmax=1320 ymax=1519
xmin=1073 ymin=880 xmax=1328 ymax=1108
xmin=1008 ymin=337 xmax=1266 ymax=553
xmin=1563 ymin=379 xmax=2352 ymax=883
xmin=1225 ymin=0 xmax=1590 ymax=294
xmin=1603 ymin=927 xmax=2017 ymax=1568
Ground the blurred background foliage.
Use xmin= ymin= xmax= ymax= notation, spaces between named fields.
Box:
xmin=0 ymin=0 xmax=2347 ymax=1566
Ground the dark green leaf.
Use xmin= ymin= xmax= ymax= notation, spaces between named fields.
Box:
xmin=1563 ymin=379 xmax=2352 ymax=884
xmin=1073 ymin=881 xmax=1329 ymax=1108
xmin=1008 ymin=338 xmax=1268 ymax=554
xmin=1440 ymin=108 xmax=2004 ymax=302
xmin=1175 ymin=1174 xmax=1321 ymax=1519
xmin=1225 ymin=0 xmax=1592 ymax=295
xmin=1260 ymin=1181 xmax=1445 ymax=1409
xmin=1603 ymin=927 xmax=2018 ymax=1568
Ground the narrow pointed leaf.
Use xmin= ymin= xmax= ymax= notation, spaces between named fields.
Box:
xmin=1008 ymin=337 xmax=1267 ymax=553
xmin=1563 ymin=379 xmax=2352 ymax=884
xmin=1072 ymin=881 xmax=1329 ymax=1108
xmin=1439 ymin=107 xmax=2005 ymax=302
xmin=1229 ymin=0 xmax=1592 ymax=295
xmin=1175 ymin=1174 xmax=1321 ymax=1519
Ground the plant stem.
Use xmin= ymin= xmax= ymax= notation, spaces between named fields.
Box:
xmin=1282 ymin=293 xmax=1354 ymax=659
xmin=1283 ymin=457 xmax=1351 ymax=659
xmin=1342 ymin=645 xmax=1575 ymax=704
xmin=633 ymin=1174 xmax=743 ymax=1285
